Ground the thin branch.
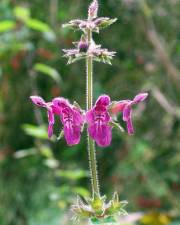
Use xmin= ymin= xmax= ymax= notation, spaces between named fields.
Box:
xmin=49 ymin=0 xmax=58 ymax=28
xmin=138 ymin=0 xmax=180 ymax=86
xmin=152 ymin=86 xmax=180 ymax=118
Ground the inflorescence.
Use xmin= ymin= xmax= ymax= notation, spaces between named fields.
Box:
xmin=30 ymin=0 xmax=148 ymax=224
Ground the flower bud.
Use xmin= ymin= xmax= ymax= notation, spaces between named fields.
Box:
xmin=78 ymin=35 xmax=89 ymax=52
xmin=88 ymin=0 xmax=98 ymax=19
xmin=78 ymin=41 xmax=88 ymax=52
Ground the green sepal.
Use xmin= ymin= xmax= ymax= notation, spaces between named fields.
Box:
xmin=57 ymin=130 xmax=64 ymax=140
xmin=96 ymin=18 xmax=117 ymax=30
xmin=73 ymin=101 xmax=82 ymax=110
xmin=91 ymin=216 xmax=116 ymax=224
xmin=109 ymin=121 xmax=124 ymax=132
xmin=93 ymin=56 xmax=113 ymax=65
xmin=67 ymin=54 xmax=86 ymax=64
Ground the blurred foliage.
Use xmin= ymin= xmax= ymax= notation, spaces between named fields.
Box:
xmin=0 ymin=0 xmax=179 ymax=225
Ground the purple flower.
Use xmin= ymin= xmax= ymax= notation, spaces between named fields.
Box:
xmin=110 ymin=93 xmax=148 ymax=134
xmin=86 ymin=95 xmax=112 ymax=147
xmin=53 ymin=98 xmax=84 ymax=146
xmin=30 ymin=96 xmax=84 ymax=146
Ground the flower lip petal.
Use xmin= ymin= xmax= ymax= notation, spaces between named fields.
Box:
xmin=47 ymin=109 xmax=55 ymax=138
xmin=86 ymin=95 xmax=112 ymax=147
xmin=53 ymin=98 xmax=84 ymax=146
xmin=126 ymin=118 xmax=134 ymax=135
xmin=123 ymin=105 xmax=131 ymax=122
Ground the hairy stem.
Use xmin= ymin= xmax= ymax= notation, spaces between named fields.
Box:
xmin=86 ymin=28 xmax=100 ymax=198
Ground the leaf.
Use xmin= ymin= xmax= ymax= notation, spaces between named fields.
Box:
xmin=22 ymin=124 xmax=48 ymax=139
xmin=44 ymin=159 xmax=59 ymax=169
xmin=72 ymin=187 xmax=90 ymax=197
xmin=14 ymin=148 xmax=37 ymax=158
xmin=34 ymin=63 xmax=61 ymax=83
xmin=40 ymin=145 xmax=53 ymax=158
xmin=0 ymin=20 xmax=16 ymax=33
xmin=14 ymin=6 xmax=30 ymax=21
xmin=25 ymin=18 xmax=51 ymax=32
xmin=56 ymin=169 xmax=89 ymax=180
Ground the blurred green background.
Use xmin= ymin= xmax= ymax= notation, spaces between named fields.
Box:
xmin=0 ymin=0 xmax=180 ymax=225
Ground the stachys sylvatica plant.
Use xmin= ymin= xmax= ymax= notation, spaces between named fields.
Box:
xmin=30 ymin=0 xmax=148 ymax=224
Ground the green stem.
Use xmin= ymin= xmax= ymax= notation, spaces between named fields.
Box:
xmin=86 ymin=29 xmax=100 ymax=198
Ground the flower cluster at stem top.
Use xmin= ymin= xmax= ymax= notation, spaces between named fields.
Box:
xmin=62 ymin=0 xmax=117 ymax=65
xmin=30 ymin=93 xmax=148 ymax=147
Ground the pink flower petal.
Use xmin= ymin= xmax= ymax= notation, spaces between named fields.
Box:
xmin=110 ymin=100 xmax=130 ymax=114
xmin=52 ymin=98 xmax=84 ymax=146
xmin=133 ymin=93 xmax=148 ymax=104
xmin=86 ymin=95 xmax=112 ymax=147
xmin=47 ymin=108 xmax=55 ymax=138
xmin=126 ymin=118 xmax=134 ymax=135
xmin=30 ymin=96 xmax=46 ymax=107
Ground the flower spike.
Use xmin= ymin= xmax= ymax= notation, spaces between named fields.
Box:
xmin=30 ymin=1 xmax=149 ymax=224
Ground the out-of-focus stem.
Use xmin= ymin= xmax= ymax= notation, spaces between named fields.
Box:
xmin=49 ymin=0 xmax=58 ymax=28
xmin=138 ymin=0 xmax=180 ymax=87
xmin=86 ymin=28 xmax=100 ymax=198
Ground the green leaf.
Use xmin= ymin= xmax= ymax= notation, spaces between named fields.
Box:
xmin=14 ymin=6 xmax=30 ymax=21
xmin=56 ymin=169 xmax=89 ymax=180
xmin=40 ymin=145 xmax=53 ymax=158
xmin=72 ymin=187 xmax=90 ymax=197
xmin=25 ymin=18 xmax=51 ymax=32
xmin=0 ymin=20 xmax=16 ymax=33
xmin=34 ymin=63 xmax=61 ymax=83
xmin=22 ymin=124 xmax=48 ymax=139
xmin=44 ymin=159 xmax=59 ymax=169
xmin=14 ymin=148 xmax=37 ymax=158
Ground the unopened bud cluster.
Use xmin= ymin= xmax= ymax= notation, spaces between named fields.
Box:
xmin=62 ymin=0 xmax=117 ymax=64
